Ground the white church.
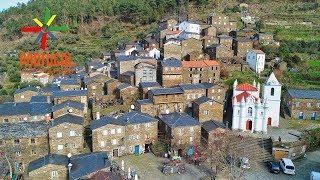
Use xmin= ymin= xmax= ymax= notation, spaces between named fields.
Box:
xmin=232 ymin=73 xmax=282 ymax=133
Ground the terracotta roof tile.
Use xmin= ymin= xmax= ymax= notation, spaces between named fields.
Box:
xmin=166 ymin=30 xmax=181 ymax=35
xmin=236 ymin=83 xmax=257 ymax=91
xmin=252 ymin=49 xmax=265 ymax=54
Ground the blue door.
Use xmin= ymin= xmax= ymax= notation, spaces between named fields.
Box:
xmin=311 ymin=112 xmax=317 ymax=120
xmin=134 ymin=145 xmax=140 ymax=155
xmin=298 ymin=112 xmax=304 ymax=120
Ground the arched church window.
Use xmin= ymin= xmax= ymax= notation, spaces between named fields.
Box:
xmin=248 ymin=107 xmax=253 ymax=116
xmin=271 ymin=88 xmax=275 ymax=96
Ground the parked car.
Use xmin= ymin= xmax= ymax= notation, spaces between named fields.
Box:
xmin=310 ymin=171 xmax=320 ymax=180
xmin=279 ymin=158 xmax=295 ymax=175
xmin=267 ymin=161 xmax=280 ymax=174
xmin=240 ymin=157 xmax=250 ymax=169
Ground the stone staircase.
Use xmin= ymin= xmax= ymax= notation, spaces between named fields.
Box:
xmin=229 ymin=135 xmax=273 ymax=164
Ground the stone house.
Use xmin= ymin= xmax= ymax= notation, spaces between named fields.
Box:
xmin=119 ymin=71 xmax=135 ymax=85
xmin=83 ymin=74 xmax=109 ymax=100
xmin=203 ymin=26 xmax=217 ymax=37
xmin=207 ymin=14 xmax=237 ymax=34
xmin=49 ymin=114 xmax=84 ymax=155
xmin=14 ymin=86 xmax=39 ymax=102
xmin=117 ymin=55 xmax=157 ymax=77
xmin=202 ymin=36 xmax=218 ymax=49
xmin=136 ymin=87 xmax=185 ymax=117
xmin=181 ymin=60 xmax=220 ymax=84
xmin=116 ymin=83 xmax=139 ymax=105
xmin=59 ymin=78 xmax=81 ymax=91
xmin=0 ymin=122 xmax=49 ymax=173
xmin=69 ymin=152 xmax=111 ymax=179
xmin=52 ymin=100 xmax=85 ymax=118
xmin=0 ymin=102 xmax=52 ymax=123
xmin=105 ymin=79 xmax=120 ymax=100
xmin=28 ymin=154 xmax=68 ymax=180
xmin=179 ymin=84 xmax=207 ymax=109
xmin=256 ymin=33 xmax=274 ymax=45
xmin=164 ymin=30 xmax=182 ymax=41
xmin=218 ymin=35 xmax=233 ymax=48
xmin=85 ymin=60 xmax=108 ymax=75
xmin=231 ymin=28 xmax=257 ymax=39
xmin=158 ymin=112 xmax=201 ymax=154
xmin=160 ymin=59 xmax=183 ymax=87
xmin=20 ymin=71 xmax=51 ymax=85
xmin=163 ymin=40 xmax=182 ymax=60
xmin=235 ymin=38 xmax=253 ymax=59
xmin=193 ymin=96 xmax=224 ymax=122
xmin=52 ymin=90 xmax=88 ymax=114
xmin=134 ymin=62 xmax=157 ymax=86
xmin=90 ymin=111 xmax=158 ymax=158
xmin=201 ymin=120 xmax=227 ymax=145
xmin=138 ymin=82 xmax=161 ymax=99
xmin=285 ymin=89 xmax=320 ymax=120
xmin=181 ymin=38 xmax=203 ymax=60
xmin=209 ymin=44 xmax=234 ymax=61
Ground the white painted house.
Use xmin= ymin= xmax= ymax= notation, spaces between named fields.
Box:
xmin=246 ymin=50 xmax=266 ymax=74
xmin=232 ymin=73 xmax=281 ymax=133
xmin=148 ymin=47 xmax=160 ymax=59
xmin=178 ymin=21 xmax=201 ymax=34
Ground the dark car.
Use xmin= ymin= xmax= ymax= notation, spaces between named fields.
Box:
xmin=267 ymin=161 xmax=280 ymax=174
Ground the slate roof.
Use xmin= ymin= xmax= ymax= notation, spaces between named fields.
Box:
xmin=60 ymin=78 xmax=79 ymax=85
xmin=159 ymin=112 xmax=200 ymax=128
xmin=139 ymin=82 xmax=160 ymax=89
xmin=116 ymin=83 xmax=131 ymax=90
xmin=41 ymin=84 xmax=60 ymax=94
xmin=52 ymin=100 xmax=84 ymax=112
xmin=0 ymin=121 xmax=48 ymax=139
xmin=118 ymin=55 xmax=153 ymax=62
xmin=202 ymin=120 xmax=225 ymax=132
xmin=194 ymin=96 xmax=211 ymax=104
xmin=0 ymin=102 xmax=52 ymax=116
xmin=136 ymin=99 xmax=153 ymax=105
xmin=117 ymin=111 xmax=158 ymax=125
xmin=69 ymin=152 xmax=111 ymax=180
xmin=51 ymin=114 xmax=84 ymax=127
xmin=150 ymin=87 xmax=183 ymax=95
xmin=202 ymin=82 xmax=215 ymax=89
xmin=15 ymin=86 xmax=38 ymax=94
xmin=30 ymin=95 xmax=48 ymax=103
xmin=86 ymin=61 xmax=105 ymax=69
xmin=90 ymin=116 xmax=123 ymax=130
xmin=53 ymin=90 xmax=87 ymax=98
xmin=287 ymin=89 xmax=320 ymax=100
xmin=161 ymin=59 xmax=182 ymax=67
xmin=28 ymin=154 xmax=68 ymax=172
xmin=179 ymin=83 xmax=206 ymax=91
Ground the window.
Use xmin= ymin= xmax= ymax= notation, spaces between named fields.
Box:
xmin=178 ymin=140 xmax=181 ymax=145
xmin=296 ymin=102 xmax=300 ymax=107
xmin=134 ymin=125 xmax=139 ymax=129
xmin=100 ymin=141 xmax=105 ymax=147
xmin=92 ymin=86 xmax=96 ymax=89
xmin=16 ymin=151 xmax=21 ymax=156
xmin=112 ymin=139 xmax=117 ymax=145
xmin=57 ymin=132 xmax=62 ymax=138
xmin=238 ymin=110 xmax=240 ymax=115
xmin=190 ymin=127 xmax=194 ymax=132
xmin=4 ymin=119 xmax=8 ymax=123
xmin=307 ymin=103 xmax=311 ymax=107
xmin=31 ymin=149 xmax=36 ymax=155
xmin=111 ymin=129 xmax=116 ymax=134
xmin=248 ymin=107 xmax=253 ymax=116
xmin=117 ymin=128 xmax=122 ymax=134
xmin=145 ymin=123 xmax=151 ymax=128
xmin=204 ymin=110 xmax=208 ymax=115
xmin=103 ymin=130 xmax=108 ymax=136
xmin=178 ymin=129 xmax=183 ymax=135
xmin=218 ymin=89 xmax=221 ymax=93
xmin=14 ymin=139 xmax=20 ymax=144
xmin=30 ymin=138 xmax=35 ymax=143
xmin=69 ymin=131 xmax=76 ymax=137
xmin=271 ymin=88 xmax=275 ymax=96
xmin=51 ymin=171 xmax=58 ymax=178
xmin=318 ymin=103 xmax=320 ymax=108
xmin=212 ymin=89 xmax=215 ymax=93
xmin=57 ymin=145 xmax=63 ymax=151
xmin=136 ymin=135 xmax=140 ymax=139
xmin=190 ymin=137 xmax=194 ymax=142
xmin=21 ymin=95 xmax=25 ymax=99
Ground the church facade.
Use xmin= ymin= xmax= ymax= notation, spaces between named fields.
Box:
xmin=231 ymin=73 xmax=281 ymax=133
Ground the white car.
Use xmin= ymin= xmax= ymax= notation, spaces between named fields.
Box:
xmin=310 ymin=171 xmax=320 ymax=180
xmin=279 ymin=158 xmax=295 ymax=175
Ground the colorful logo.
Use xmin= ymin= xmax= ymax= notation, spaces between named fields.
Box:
xmin=21 ymin=8 xmax=68 ymax=50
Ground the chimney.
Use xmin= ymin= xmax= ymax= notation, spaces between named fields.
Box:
xmin=96 ymin=112 xmax=100 ymax=120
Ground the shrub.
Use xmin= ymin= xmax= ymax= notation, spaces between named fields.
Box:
xmin=302 ymin=128 xmax=320 ymax=151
